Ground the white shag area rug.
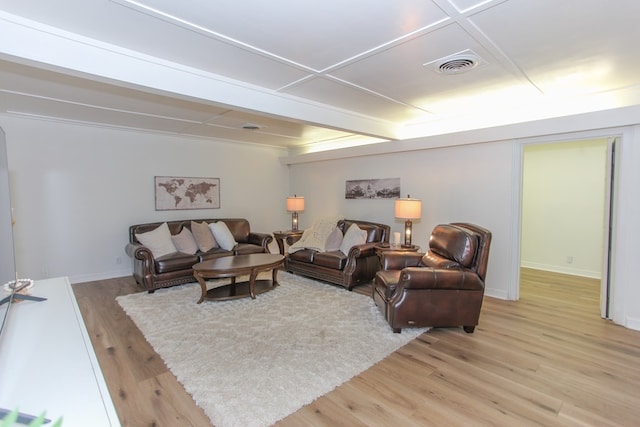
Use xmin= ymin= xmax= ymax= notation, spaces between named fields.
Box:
xmin=117 ymin=272 xmax=427 ymax=427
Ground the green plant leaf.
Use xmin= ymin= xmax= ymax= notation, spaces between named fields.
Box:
xmin=0 ymin=408 xmax=19 ymax=427
xmin=0 ymin=409 xmax=62 ymax=427
xmin=27 ymin=412 xmax=47 ymax=427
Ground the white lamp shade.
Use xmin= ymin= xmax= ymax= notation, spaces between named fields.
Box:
xmin=286 ymin=196 xmax=305 ymax=212
xmin=395 ymin=197 xmax=422 ymax=219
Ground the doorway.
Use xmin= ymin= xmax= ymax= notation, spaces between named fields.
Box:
xmin=520 ymin=137 xmax=613 ymax=318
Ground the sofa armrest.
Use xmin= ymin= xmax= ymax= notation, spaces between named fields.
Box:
xmin=399 ymin=267 xmax=484 ymax=291
xmin=340 ymin=242 xmax=377 ymax=274
xmin=380 ymin=252 xmax=424 ymax=270
xmin=248 ymin=232 xmax=274 ymax=251
xmin=125 ymin=242 xmax=156 ymax=272
xmin=346 ymin=241 xmax=378 ymax=258
xmin=125 ymin=242 xmax=151 ymax=260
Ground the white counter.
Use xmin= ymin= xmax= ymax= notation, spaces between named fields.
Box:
xmin=0 ymin=277 xmax=120 ymax=426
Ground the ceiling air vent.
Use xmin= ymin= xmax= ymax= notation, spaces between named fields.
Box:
xmin=425 ymin=50 xmax=485 ymax=75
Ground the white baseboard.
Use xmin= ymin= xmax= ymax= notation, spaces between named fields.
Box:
xmin=485 ymin=287 xmax=509 ymax=300
xmin=624 ymin=316 xmax=640 ymax=331
xmin=520 ymin=261 xmax=601 ymax=279
xmin=69 ymin=268 xmax=131 ymax=284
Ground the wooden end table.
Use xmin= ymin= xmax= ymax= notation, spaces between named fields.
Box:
xmin=192 ymin=253 xmax=284 ymax=303
xmin=375 ymin=243 xmax=421 ymax=256
xmin=375 ymin=244 xmax=421 ymax=266
xmin=273 ymin=230 xmax=304 ymax=255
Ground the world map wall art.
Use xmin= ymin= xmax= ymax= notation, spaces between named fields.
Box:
xmin=154 ymin=176 xmax=220 ymax=210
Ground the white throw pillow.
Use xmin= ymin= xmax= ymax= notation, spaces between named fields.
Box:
xmin=209 ymin=221 xmax=238 ymax=251
xmin=324 ymin=227 xmax=343 ymax=251
xmin=135 ymin=222 xmax=177 ymax=258
xmin=339 ymin=223 xmax=367 ymax=255
xmin=171 ymin=227 xmax=198 ymax=255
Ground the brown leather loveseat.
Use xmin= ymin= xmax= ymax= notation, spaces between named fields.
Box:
xmin=285 ymin=219 xmax=390 ymax=290
xmin=126 ymin=218 xmax=272 ymax=292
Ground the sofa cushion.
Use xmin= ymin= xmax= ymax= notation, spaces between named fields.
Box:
xmin=340 ymin=223 xmax=367 ymax=254
xmin=421 ymin=252 xmax=461 ymax=268
xmin=171 ymin=227 xmax=198 ymax=255
xmin=210 ymin=221 xmax=238 ymax=250
xmin=289 ymin=248 xmax=315 ymax=263
xmin=199 ymin=249 xmax=234 ymax=261
xmin=313 ymin=251 xmax=347 ymax=270
xmin=155 ymin=252 xmax=199 ymax=273
xmin=135 ymin=222 xmax=177 ymax=258
xmin=191 ymin=221 xmax=219 ymax=252
xmin=234 ymin=242 xmax=266 ymax=255
xmin=429 ymin=224 xmax=478 ymax=268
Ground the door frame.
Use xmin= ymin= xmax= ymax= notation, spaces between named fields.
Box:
xmin=510 ymin=129 xmax=621 ymax=319
xmin=601 ymin=137 xmax=616 ymax=318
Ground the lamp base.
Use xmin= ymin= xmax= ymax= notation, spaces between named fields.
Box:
xmin=404 ymin=219 xmax=413 ymax=247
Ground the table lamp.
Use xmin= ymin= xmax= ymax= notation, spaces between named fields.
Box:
xmin=395 ymin=195 xmax=422 ymax=247
xmin=286 ymin=195 xmax=305 ymax=231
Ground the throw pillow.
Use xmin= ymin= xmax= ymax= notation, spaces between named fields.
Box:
xmin=339 ymin=223 xmax=367 ymax=255
xmin=324 ymin=226 xmax=343 ymax=251
xmin=209 ymin=221 xmax=238 ymax=251
xmin=135 ymin=222 xmax=177 ymax=258
xmin=191 ymin=221 xmax=218 ymax=252
xmin=171 ymin=227 xmax=198 ymax=255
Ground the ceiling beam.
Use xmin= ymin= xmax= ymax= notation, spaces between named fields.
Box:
xmin=0 ymin=11 xmax=399 ymax=141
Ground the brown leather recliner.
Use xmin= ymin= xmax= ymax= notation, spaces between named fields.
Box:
xmin=373 ymin=223 xmax=492 ymax=333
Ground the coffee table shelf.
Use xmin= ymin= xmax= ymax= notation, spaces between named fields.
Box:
xmin=202 ymin=279 xmax=277 ymax=301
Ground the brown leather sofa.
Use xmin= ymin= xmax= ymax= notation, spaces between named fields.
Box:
xmin=285 ymin=219 xmax=390 ymax=290
xmin=125 ymin=218 xmax=272 ymax=292
xmin=373 ymin=223 xmax=491 ymax=333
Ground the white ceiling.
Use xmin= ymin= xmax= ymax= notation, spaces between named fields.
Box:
xmin=1 ymin=0 xmax=640 ymax=154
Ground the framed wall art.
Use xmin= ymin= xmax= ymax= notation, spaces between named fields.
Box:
xmin=154 ymin=176 xmax=220 ymax=210
xmin=345 ymin=178 xmax=400 ymax=199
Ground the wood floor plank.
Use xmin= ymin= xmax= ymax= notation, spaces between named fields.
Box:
xmin=72 ymin=269 xmax=640 ymax=426
xmin=395 ymin=338 xmax=567 ymax=424
xmin=276 ymin=396 xmax=369 ymax=427
xmin=73 ymin=278 xmax=211 ymax=427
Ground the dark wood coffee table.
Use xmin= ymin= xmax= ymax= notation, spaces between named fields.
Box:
xmin=192 ymin=253 xmax=285 ymax=303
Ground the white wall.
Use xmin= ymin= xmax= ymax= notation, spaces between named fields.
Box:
xmin=285 ymin=113 xmax=640 ymax=331
xmin=521 ymin=139 xmax=608 ymax=278
xmin=2 ymin=108 xmax=640 ymax=331
xmin=1 ymin=116 xmax=290 ymax=283
xmin=288 ymin=141 xmax=517 ymax=301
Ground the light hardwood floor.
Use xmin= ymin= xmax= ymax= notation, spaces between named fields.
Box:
xmin=72 ymin=268 xmax=640 ymax=426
